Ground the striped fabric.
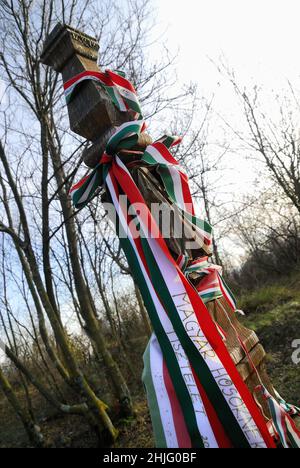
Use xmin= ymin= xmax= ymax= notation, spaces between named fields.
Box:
xmin=64 ymin=70 xmax=142 ymax=119
xmin=70 ymin=129 xmax=276 ymax=448
xmin=105 ymin=158 xmax=275 ymax=449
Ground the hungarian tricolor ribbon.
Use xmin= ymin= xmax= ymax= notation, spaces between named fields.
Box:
xmin=255 ymin=386 xmax=300 ymax=448
xmin=107 ymin=156 xmax=275 ymax=448
xmin=67 ymin=70 xmax=298 ymax=449
xmin=64 ymin=69 xmax=143 ymax=119
xmin=70 ymin=121 xmax=213 ymax=251
xmin=70 ymin=118 xmax=275 ymax=449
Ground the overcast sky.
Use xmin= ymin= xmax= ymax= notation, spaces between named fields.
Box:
xmin=157 ymin=0 xmax=300 ymax=91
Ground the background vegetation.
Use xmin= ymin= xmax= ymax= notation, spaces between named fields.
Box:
xmin=0 ymin=0 xmax=299 ymax=447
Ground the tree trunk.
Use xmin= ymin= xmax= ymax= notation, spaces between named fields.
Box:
xmin=46 ymin=122 xmax=133 ymax=416
xmin=0 ymin=366 xmax=44 ymax=447
xmin=134 ymin=283 xmax=152 ymax=338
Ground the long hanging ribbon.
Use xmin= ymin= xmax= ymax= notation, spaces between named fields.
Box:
xmin=70 ymin=121 xmax=213 ymax=254
xmin=64 ymin=70 xmax=143 ymax=119
xmin=106 ymin=169 xmax=219 ymax=448
xmin=106 ymin=167 xmax=259 ymax=448
xmin=142 ymin=335 xmax=192 ymax=448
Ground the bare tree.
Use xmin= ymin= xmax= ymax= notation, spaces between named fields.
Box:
xmin=218 ymin=63 xmax=300 ymax=215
